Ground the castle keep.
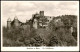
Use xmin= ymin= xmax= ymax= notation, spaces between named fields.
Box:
xmin=7 ymin=11 xmax=54 ymax=29
xmin=31 ymin=11 xmax=54 ymax=29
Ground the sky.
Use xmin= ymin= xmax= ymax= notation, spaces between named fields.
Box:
xmin=1 ymin=1 xmax=79 ymax=26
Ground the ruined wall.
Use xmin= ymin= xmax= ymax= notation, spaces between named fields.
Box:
xmin=33 ymin=19 xmax=38 ymax=29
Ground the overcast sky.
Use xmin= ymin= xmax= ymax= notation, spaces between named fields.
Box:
xmin=1 ymin=1 xmax=79 ymax=26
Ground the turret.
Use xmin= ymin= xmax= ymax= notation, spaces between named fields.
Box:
xmin=7 ymin=18 xmax=11 ymax=29
xmin=14 ymin=16 xmax=19 ymax=27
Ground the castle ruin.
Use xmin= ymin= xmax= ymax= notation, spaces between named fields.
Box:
xmin=7 ymin=11 xmax=54 ymax=29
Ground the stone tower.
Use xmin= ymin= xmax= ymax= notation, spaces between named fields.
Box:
xmin=14 ymin=16 xmax=19 ymax=27
xmin=40 ymin=11 xmax=44 ymax=17
xmin=7 ymin=18 xmax=11 ymax=29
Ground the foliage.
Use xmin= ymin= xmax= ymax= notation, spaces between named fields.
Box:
xmin=3 ymin=15 xmax=77 ymax=46
xmin=48 ymin=15 xmax=77 ymax=46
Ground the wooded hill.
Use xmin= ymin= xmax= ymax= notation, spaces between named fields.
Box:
xmin=3 ymin=15 xmax=77 ymax=46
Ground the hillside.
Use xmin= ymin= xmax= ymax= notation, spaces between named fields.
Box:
xmin=3 ymin=15 xmax=77 ymax=46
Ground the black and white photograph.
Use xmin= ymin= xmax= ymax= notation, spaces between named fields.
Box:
xmin=1 ymin=1 xmax=79 ymax=51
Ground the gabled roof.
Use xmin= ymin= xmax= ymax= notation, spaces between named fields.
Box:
xmin=11 ymin=19 xmax=22 ymax=26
